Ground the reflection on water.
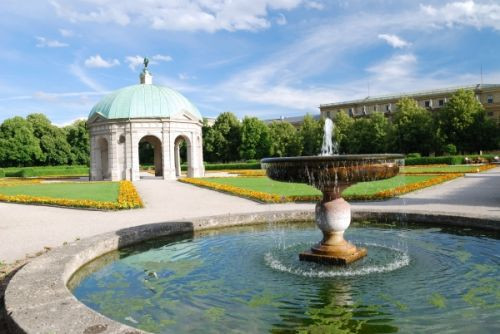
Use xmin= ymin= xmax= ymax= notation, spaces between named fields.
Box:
xmin=69 ymin=222 xmax=500 ymax=334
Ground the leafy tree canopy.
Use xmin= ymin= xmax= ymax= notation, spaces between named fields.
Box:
xmin=268 ymin=121 xmax=303 ymax=157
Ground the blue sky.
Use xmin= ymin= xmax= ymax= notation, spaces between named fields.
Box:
xmin=1 ymin=0 xmax=499 ymax=125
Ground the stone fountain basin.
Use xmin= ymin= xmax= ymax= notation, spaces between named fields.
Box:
xmin=261 ymin=154 xmax=404 ymax=189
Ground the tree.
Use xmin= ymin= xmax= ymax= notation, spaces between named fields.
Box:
xmin=64 ymin=120 xmax=90 ymax=165
xmin=436 ymin=89 xmax=484 ymax=153
xmin=268 ymin=121 xmax=303 ymax=157
xmin=344 ymin=113 xmax=392 ymax=154
xmin=393 ymin=97 xmax=435 ymax=155
xmin=299 ymin=114 xmax=323 ymax=156
xmin=27 ymin=113 xmax=72 ymax=165
xmin=0 ymin=117 xmax=43 ymax=167
xmin=240 ymin=117 xmax=270 ymax=160
xmin=202 ymin=121 xmax=219 ymax=163
xmin=465 ymin=110 xmax=499 ymax=153
xmin=202 ymin=112 xmax=241 ymax=162
xmin=332 ymin=110 xmax=354 ymax=154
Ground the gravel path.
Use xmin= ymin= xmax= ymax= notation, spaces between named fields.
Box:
xmin=1 ymin=167 xmax=498 ymax=264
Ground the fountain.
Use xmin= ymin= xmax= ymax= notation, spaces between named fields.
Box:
xmin=261 ymin=118 xmax=403 ymax=265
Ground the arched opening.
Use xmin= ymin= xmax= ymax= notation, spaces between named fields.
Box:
xmin=174 ymin=135 xmax=191 ymax=177
xmin=98 ymin=137 xmax=109 ymax=180
xmin=139 ymin=135 xmax=163 ymax=177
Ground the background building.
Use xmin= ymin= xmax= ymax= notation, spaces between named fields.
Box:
xmin=320 ymin=84 xmax=500 ymax=125
xmin=263 ymin=114 xmax=321 ymax=127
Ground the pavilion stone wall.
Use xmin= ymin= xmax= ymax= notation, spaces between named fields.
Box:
xmin=88 ymin=117 xmax=204 ymax=181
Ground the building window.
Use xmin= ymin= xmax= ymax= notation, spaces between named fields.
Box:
xmin=362 ymin=106 xmax=367 ymax=115
xmin=385 ymin=104 xmax=391 ymax=112
xmin=424 ymin=100 xmax=432 ymax=108
xmin=438 ymin=99 xmax=445 ymax=107
xmin=348 ymin=108 xmax=354 ymax=116
xmin=373 ymin=105 xmax=377 ymax=111
xmin=487 ymin=95 xmax=494 ymax=104
xmin=487 ymin=111 xmax=494 ymax=117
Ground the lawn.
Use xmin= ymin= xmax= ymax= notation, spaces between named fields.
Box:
xmin=203 ymin=177 xmax=321 ymax=196
xmin=342 ymin=175 xmax=435 ymax=196
xmin=401 ymin=165 xmax=491 ymax=174
xmin=0 ymin=182 xmax=120 ymax=202
xmin=190 ymin=174 xmax=445 ymax=203
xmin=204 ymin=175 xmax=436 ymax=197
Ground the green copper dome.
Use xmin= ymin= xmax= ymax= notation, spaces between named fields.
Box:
xmin=88 ymin=84 xmax=202 ymax=121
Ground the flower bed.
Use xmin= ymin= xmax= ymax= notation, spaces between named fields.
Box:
xmin=0 ymin=178 xmax=42 ymax=187
xmin=180 ymin=173 xmax=464 ymax=203
xmin=179 ymin=178 xmax=283 ymax=203
xmin=0 ymin=180 xmax=143 ymax=210
xmin=225 ymin=169 xmax=267 ymax=177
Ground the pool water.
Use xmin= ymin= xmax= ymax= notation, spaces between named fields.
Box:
xmin=70 ymin=222 xmax=500 ymax=333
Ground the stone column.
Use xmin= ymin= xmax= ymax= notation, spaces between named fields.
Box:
xmin=130 ymin=129 xmax=140 ymax=181
xmin=164 ymin=129 xmax=177 ymax=179
xmin=109 ymin=130 xmax=120 ymax=181
xmin=89 ymin=135 xmax=99 ymax=181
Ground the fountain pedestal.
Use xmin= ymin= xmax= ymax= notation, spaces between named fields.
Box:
xmin=299 ymin=193 xmax=367 ymax=265
xmin=261 ymin=154 xmax=403 ymax=266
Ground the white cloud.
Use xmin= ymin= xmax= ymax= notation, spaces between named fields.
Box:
xmin=151 ymin=54 xmax=172 ymax=62
xmin=59 ymin=28 xmax=74 ymax=37
xmin=69 ymin=64 xmax=106 ymax=91
xmin=378 ymin=34 xmax=410 ymax=48
xmin=276 ymin=13 xmax=287 ymax=25
xmin=419 ymin=1 xmax=500 ymax=30
xmin=35 ymin=36 xmax=68 ymax=48
xmin=367 ymin=53 xmax=417 ymax=81
xmin=50 ymin=0 xmax=306 ymax=32
xmin=305 ymin=1 xmax=324 ymax=10
xmin=84 ymin=54 xmax=120 ymax=68
xmin=178 ymin=73 xmax=196 ymax=80
xmin=125 ymin=54 xmax=172 ymax=71
xmin=125 ymin=55 xmax=144 ymax=71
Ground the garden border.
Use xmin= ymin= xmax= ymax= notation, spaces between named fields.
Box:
xmin=4 ymin=209 xmax=499 ymax=334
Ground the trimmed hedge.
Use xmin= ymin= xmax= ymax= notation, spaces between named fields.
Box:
xmin=20 ymin=168 xmax=35 ymax=178
xmin=181 ymin=162 xmax=261 ymax=171
xmin=2 ymin=165 xmax=89 ymax=177
xmin=405 ymin=155 xmax=495 ymax=165
xmin=0 ymin=169 xmax=4 ymax=178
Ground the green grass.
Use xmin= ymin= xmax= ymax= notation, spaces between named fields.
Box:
xmin=343 ymin=175 xmax=435 ymax=196
xmin=203 ymin=175 xmax=436 ymax=197
xmin=203 ymin=177 xmax=321 ymax=196
xmin=1 ymin=165 xmax=89 ymax=177
xmin=401 ymin=165 xmax=483 ymax=173
xmin=0 ymin=182 xmax=120 ymax=202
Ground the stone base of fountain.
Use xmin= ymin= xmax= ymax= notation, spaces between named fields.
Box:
xmin=299 ymin=197 xmax=367 ymax=265
xmin=299 ymin=245 xmax=367 ymax=265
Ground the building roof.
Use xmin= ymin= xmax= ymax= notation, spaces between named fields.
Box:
xmin=88 ymin=84 xmax=202 ymax=121
xmin=263 ymin=114 xmax=321 ymax=124
xmin=320 ymin=84 xmax=500 ymax=108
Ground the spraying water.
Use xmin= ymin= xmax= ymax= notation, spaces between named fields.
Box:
xmin=320 ymin=118 xmax=339 ymax=156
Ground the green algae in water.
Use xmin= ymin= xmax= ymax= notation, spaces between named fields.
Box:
xmin=70 ymin=222 xmax=500 ymax=334
xmin=429 ymin=293 xmax=447 ymax=309
xmin=453 ymin=250 xmax=472 ymax=263
xmin=204 ymin=307 xmax=225 ymax=322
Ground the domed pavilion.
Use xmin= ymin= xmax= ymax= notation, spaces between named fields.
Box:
xmin=87 ymin=58 xmax=204 ymax=181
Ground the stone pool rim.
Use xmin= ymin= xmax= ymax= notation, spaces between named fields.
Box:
xmin=4 ymin=209 xmax=499 ymax=334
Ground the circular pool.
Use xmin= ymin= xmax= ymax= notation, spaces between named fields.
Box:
xmin=69 ymin=221 xmax=499 ymax=333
